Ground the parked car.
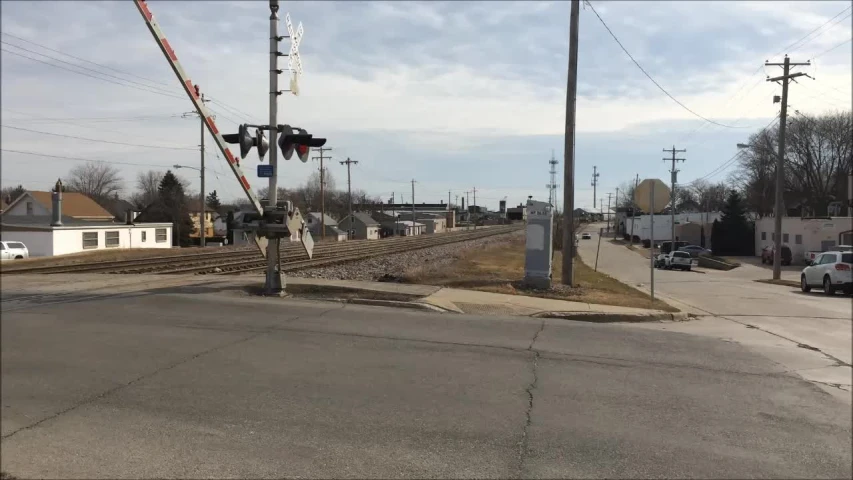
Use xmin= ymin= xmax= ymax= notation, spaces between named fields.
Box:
xmin=801 ymin=250 xmax=853 ymax=295
xmin=581 ymin=233 xmax=592 ymax=240
xmin=654 ymin=253 xmax=668 ymax=269
xmin=664 ymin=251 xmax=693 ymax=271
xmin=659 ymin=240 xmax=689 ymax=254
xmin=0 ymin=241 xmax=29 ymax=261
xmin=805 ymin=244 xmax=853 ymax=265
xmin=761 ymin=245 xmax=792 ymax=266
xmin=678 ymin=245 xmax=711 ymax=258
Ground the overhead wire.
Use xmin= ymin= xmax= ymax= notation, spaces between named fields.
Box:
xmin=789 ymin=10 xmax=853 ymax=56
xmin=770 ymin=5 xmax=852 ymax=58
xmin=1 ymin=148 xmax=178 ymax=168
xmin=812 ymin=37 xmax=852 ymax=59
xmin=1 ymin=124 xmax=199 ymax=151
xmin=584 ymin=1 xmax=747 ymax=129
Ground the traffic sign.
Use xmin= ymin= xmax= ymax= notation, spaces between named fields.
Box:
xmin=257 ymin=165 xmax=274 ymax=178
xmin=634 ymin=178 xmax=670 ymax=214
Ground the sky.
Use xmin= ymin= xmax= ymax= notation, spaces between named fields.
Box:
xmin=1 ymin=0 xmax=850 ymax=213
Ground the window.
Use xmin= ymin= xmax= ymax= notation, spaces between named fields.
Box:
xmin=26 ymin=202 xmax=33 ymax=216
xmin=821 ymin=254 xmax=837 ymax=265
xmin=782 ymin=233 xmax=789 ymax=243
xmin=105 ymin=231 xmax=120 ymax=248
xmin=761 ymin=232 xmax=766 ymax=240
xmin=842 ymin=253 xmax=852 ymax=264
xmin=7 ymin=242 xmax=25 ymax=249
xmin=82 ymin=232 xmax=98 ymax=249
xmin=141 ymin=231 xmax=147 ymax=242
xmin=155 ymin=228 xmax=167 ymax=243
xmin=795 ymin=234 xmax=802 ymax=245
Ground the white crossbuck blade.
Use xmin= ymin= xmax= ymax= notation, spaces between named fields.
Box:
xmin=285 ymin=13 xmax=303 ymax=75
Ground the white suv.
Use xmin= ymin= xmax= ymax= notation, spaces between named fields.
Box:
xmin=0 ymin=241 xmax=29 ymax=261
xmin=801 ymin=250 xmax=853 ymax=295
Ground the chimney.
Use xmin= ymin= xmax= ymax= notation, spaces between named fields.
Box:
xmin=51 ymin=178 xmax=63 ymax=227
xmin=125 ymin=209 xmax=134 ymax=225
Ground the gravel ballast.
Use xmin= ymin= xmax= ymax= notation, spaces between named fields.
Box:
xmin=290 ymin=230 xmax=524 ymax=282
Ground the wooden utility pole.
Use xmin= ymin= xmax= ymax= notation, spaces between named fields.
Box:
xmin=663 ymin=145 xmax=686 ymax=247
xmin=606 ymin=192 xmax=613 ymax=233
xmin=630 ymin=174 xmax=639 ymax=246
xmin=411 ymin=179 xmax=417 ymax=234
xmin=766 ymin=55 xmax=810 ymax=280
xmin=340 ymin=157 xmax=358 ymax=240
xmin=614 ymin=188 xmax=619 ymax=237
xmin=591 ymin=166 xmax=599 ymax=208
xmin=472 ymin=186 xmax=477 ymax=229
xmin=562 ymin=0 xmax=580 ymax=286
xmin=312 ymin=146 xmax=332 ymax=240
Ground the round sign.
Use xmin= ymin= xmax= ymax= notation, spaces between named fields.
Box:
xmin=634 ymin=178 xmax=670 ymax=214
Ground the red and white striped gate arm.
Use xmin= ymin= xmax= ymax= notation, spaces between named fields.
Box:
xmin=133 ymin=0 xmax=263 ymax=215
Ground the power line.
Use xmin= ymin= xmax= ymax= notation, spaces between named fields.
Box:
xmin=1 ymin=124 xmax=199 ymax=151
xmin=1 ymin=148 xmax=175 ymax=168
xmin=1 ymin=48 xmax=186 ymax=101
xmin=789 ymin=11 xmax=853 ymax=55
xmin=812 ymin=37 xmax=852 ymax=59
xmin=584 ymin=1 xmax=746 ymax=129
xmin=1 ymin=32 xmax=177 ymax=90
xmin=1 ymin=41 xmax=180 ymax=97
xmin=771 ymin=6 xmax=852 ymax=57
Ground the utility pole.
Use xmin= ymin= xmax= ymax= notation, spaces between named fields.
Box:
xmin=614 ymin=188 xmax=619 ymax=237
xmin=411 ymin=179 xmax=417 ymax=234
xmin=766 ymin=55 xmax=810 ymax=280
xmin=663 ymin=145 xmax=686 ymax=247
xmin=561 ymin=0 xmax=580 ymax=286
xmin=547 ymin=150 xmax=559 ymax=208
xmin=311 ymin=146 xmax=332 ymax=240
xmin=472 ymin=186 xmax=477 ymax=229
xmin=391 ymin=192 xmax=397 ymax=236
xmin=182 ymin=94 xmax=212 ymax=247
xmin=606 ymin=193 xmax=613 ymax=232
xmin=448 ymin=190 xmax=451 ymax=211
xmin=591 ymin=166 xmax=599 ymax=208
xmin=630 ymin=174 xmax=639 ymax=247
xmin=340 ymin=157 xmax=358 ymax=240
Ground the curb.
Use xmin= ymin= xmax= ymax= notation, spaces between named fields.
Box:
xmin=346 ymin=298 xmax=451 ymax=313
xmin=532 ymin=311 xmax=691 ymax=323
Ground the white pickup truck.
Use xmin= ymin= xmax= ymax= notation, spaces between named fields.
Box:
xmin=0 ymin=240 xmax=29 ymax=261
xmin=805 ymin=245 xmax=852 ymax=265
xmin=655 ymin=251 xmax=693 ymax=271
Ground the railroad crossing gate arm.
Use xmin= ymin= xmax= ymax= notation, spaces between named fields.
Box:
xmin=132 ymin=0 xmax=267 ymax=258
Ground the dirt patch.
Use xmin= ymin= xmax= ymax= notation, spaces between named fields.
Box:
xmin=402 ymin=236 xmax=677 ymax=312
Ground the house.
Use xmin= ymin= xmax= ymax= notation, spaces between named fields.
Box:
xmin=396 ymin=212 xmax=446 ymax=234
xmin=0 ymin=183 xmax=172 ymax=257
xmin=3 ymin=190 xmax=114 ymax=221
xmin=507 ymin=204 xmax=527 ymax=221
xmin=187 ymin=200 xmax=217 ymax=240
xmin=380 ymin=219 xmax=425 ymax=236
xmin=305 ymin=212 xmax=346 ymax=241
xmin=98 ymin=196 xmax=141 ymax=223
xmin=754 ymin=216 xmax=853 ymax=264
xmin=339 ymin=212 xmax=381 ymax=240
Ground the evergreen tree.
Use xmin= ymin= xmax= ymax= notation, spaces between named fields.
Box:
xmin=712 ymin=190 xmax=753 ymax=255
xmin=205 ymin=190 xmax=221 ymax=211
xmin=139 ymin=170 xmax=195 ymax=247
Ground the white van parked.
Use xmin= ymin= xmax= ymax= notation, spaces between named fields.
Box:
xmin=0 ymin=241 xmax=29 ymax=261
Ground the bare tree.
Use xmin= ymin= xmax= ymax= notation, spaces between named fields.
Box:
xmin=66 ymin=162 xmax=123 ymax=202
xmin=1 ymin=184 xmax=26 ymax=204
xmin=690 ymin=180 xmax=728 ymax=212
xmin=132 ymin=170 xmax=164 ymax=208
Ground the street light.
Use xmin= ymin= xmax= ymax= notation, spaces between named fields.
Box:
xmin=173 ymin=164 xmax=205 ymax=247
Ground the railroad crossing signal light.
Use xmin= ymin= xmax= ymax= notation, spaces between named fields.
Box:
xmin=223 ymin=124 xmax=270 ymax=161
xmin=277 ymin=124 xmax=326 ymax=163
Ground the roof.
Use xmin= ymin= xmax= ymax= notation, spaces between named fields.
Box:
xmin=5 ymin=191 xmax=114 ymax=219
xmin=99 ymin=197 xmax=138 ymax=219
xmin=0 ymin=215 xmax=170 ymax=229
xmin=308 ymin=212 xmax=338 ymax=226
xmin=349 ymin=212 xmax=379 ymax=226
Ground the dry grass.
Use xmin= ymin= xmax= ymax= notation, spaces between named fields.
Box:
xmin=403 ymin=236 xmax=677 ymax=312
xmin=4 ymin=246 xmax=244 ymax=268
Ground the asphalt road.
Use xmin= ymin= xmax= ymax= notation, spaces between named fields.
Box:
xmin=577 ymin=224 xmax=852 ymax=402
xmin=2 ymin=280 xmax=851 ymax=478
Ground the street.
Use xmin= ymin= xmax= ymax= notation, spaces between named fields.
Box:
xmin=577 ymin=224 xmax=852 ymax=401
xmin=1 ymin=280 xmax=851 ymax=479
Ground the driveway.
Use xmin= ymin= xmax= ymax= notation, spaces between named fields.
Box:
xmin=576 ymin=224 xmax=852 ymax=402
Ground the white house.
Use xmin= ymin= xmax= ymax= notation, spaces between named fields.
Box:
xmin=396 ymin=212 xmax=446 ymax=234
xmin=755 ymin=216 xmax=853 ymax=264
xmin=627 ymin=212 xmax=723 ymax=243
xmin=0 ymin=216 xmax=173 ymax=257
xmin=381 ymin=220 xmax=425 ymax=236
xmin=340 ymin=212 xmax=381 ymax=240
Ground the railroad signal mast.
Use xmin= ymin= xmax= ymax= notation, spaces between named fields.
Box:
xmin=132 ymin=0 xmax=325 ymax=295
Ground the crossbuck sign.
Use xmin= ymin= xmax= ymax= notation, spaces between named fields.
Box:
xmin=286 ymin=13 xmax=303 ymax=95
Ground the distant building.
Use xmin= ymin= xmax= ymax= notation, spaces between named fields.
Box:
xmin=186 ymin=200 xmax=217 ymax=240
xmin=396 ymin=212 xmax=446 ymax=234
xmin=755 ymin=216 xmax=853 ymax=264
xmin=340 ymin=212 xmax=381 ymax=240
xmin=306 ymin=212 xmax=347 ymax=241
xmin=506 ymin=204 xmax=527 ymax=221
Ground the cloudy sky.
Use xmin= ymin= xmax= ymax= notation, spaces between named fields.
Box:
xmin=1 ymin=0 xmax=850 ymax=212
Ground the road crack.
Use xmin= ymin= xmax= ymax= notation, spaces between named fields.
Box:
xmin=516 ymin=321 xmax=545 ymax=478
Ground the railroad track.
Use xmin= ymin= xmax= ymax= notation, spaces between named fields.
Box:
xmin=0 ymin=225 xmax=521 ymax=276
